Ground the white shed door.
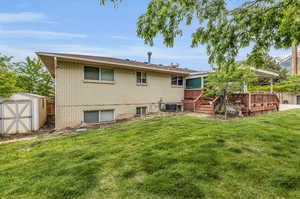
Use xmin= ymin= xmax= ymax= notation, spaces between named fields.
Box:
xmin=0 ymin=100 xmax=33 ymax=134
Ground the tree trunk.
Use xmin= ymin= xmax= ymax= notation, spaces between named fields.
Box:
xmin=224 ymin=90 xmax=228 ymax=120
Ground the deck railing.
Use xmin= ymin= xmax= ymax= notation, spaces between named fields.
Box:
xmin=229 ymin=93 xmax=279 ymax=114
xmin=184 ymin=90 xmax=279 ymax=114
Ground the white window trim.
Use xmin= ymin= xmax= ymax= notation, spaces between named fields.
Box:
xmin=171 ymin=75 xmax=184 ymax=88
xmin=136 ymin=71 xmax=148 ymax=86
xmin=83 ymin=66 xmax=115 ymax=84
xmin=84 ymin=109 xmax=115 ymax=124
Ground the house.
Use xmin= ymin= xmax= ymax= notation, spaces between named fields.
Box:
xmin=0 ymin=93 xmax=47 ymax=134
xmin=37 ymin=52 xmax=208 ymax=129
xmin=279 ymin=48 xmax=299 ymax=75
xmin=278 ymin=49 xmax=300 ymax=104
xmin=37 ymin=52 xmax=280 ymax=130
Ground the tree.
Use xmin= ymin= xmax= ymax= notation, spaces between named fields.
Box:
xmin=100 ymin=0 xmax=300 ymax=67
xmin=251 ymin=75 xmax=300 ymax=94
xmin=205 ymin=63 xmax=255 ymax=119
xmin=0 ymin=54 xmax=18 ymax=98
xmin=246 ymin=52 xmax=288 ymax=85
xmin=15 ymin=57 xmax=54 ymax=98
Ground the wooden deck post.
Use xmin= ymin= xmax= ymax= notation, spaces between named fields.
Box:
xmin=270 ymin=79 xmax=273 ymax=93
xmin=293 ymin=42 xmax=298 ymax=75
xmin=243 ymin=81 xmax=248 ymax=93
xmin=248 ymin=93 xmax=252 ymax=114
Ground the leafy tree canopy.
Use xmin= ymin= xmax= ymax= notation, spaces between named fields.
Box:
xmin=246 ymin=52 xmax=288 ymax=85
xmin=0 ymin=55 xmax=54 ymax=98
xmin=14 ymin=57 xmax=54 ymax=98
xmin=205 ymin=63 xmax=256 ymax=117
xmin=100 ymin=0 xmax=300 ymax=66
xmin=0 ymin=55 xmax=18 ymax=98
xmin=251 ymin=75 xmax=300 ymax=94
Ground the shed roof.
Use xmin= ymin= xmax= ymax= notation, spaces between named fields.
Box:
xmin=0 ymin=93 xmax=45 ymax=103
xmin=36 ymin=52 xmax=197 ymax=77
xmin=17 ymin=92 xmax=45 ymax=99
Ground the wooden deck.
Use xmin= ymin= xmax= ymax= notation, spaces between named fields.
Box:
xmin=183 ymin=89 xmax=280 ymax=115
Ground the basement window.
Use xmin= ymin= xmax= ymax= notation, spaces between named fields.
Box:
xmin=171 ymin=76 xmax=183 ymax=87
xmin=84 ymin=110 xmax=115 ymax=123
xmin=136 ymin=107 xmax=147 ymax=116
xmin=165 ymin=104 xmax=182 ymax=112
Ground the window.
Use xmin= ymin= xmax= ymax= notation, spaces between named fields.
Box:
xmin=101 ymin=68 xmax=114 ymax=81
xmin=84 ymin=110 xmax=114 ymax=123
xmin=84 ymin=66 xmax=100 ymax=80
xmin=84 ymin=111 xmax=99 ymax=123
xmin=171 ymin=76 xmax=184 ymax=86
xmin=84 ymin=66 xmax=114 ymax=82
xmin=100 ymin=110 xmax=115 ymax=122
xmin=186 ymin=78 xmax=202 ymax=89
xmin=165 ymin=104 xmax=182 ymax=112
xmin=136 ymin=72 xmax=147 ymax=85
xmin=136 ymin=107 xmax=147 ymax=116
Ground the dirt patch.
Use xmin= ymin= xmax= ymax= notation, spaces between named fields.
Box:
xmin=0 ymin=136 xmax=38 ymax=145
xmin=185 ymin=112 xmax=212 ymax=118
xmin=0 ymin=112 xmax=187 ymax=145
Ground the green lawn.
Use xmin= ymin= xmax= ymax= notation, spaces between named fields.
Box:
xmin=1 ymin=110 xmax=300 ymax=199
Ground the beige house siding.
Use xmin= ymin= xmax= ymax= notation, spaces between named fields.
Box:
xmin=279 ymin=93 xmax=300 ymax=104
xmin=55 ymin=61 xmax=185 ymax=129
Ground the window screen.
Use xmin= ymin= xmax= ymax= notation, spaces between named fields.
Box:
xmin=100 ymin=110 xmax=114 ymax=122
xmin=136 ymin=107 xmax=147 ymax=115
xmin=101 ymin=68 xmax=114 ymax=81
xmin=84 ymin=66 xmax=99 ymax=80
xmin=84 ymin=111 xmax=99 ymax=123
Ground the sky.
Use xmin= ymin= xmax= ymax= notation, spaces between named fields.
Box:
xmin=0 ymin=0 xmax=292 ymax=71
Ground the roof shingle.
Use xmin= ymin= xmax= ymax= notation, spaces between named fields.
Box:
xmin=37 ymin=52 xmax=197 ymax=74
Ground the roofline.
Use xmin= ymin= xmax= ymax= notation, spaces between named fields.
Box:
xmin=187 ymin=68 xmax=279 ymax=78
xmin=17 ymin=92 xmax=45 ymax=98
xmin=250 ymin=67 xmax=279 ymax=77
xmin=279 ymin=49 xmax=300 ymax=63
xmin=36 ymin=52 xmax=192 ymax=75
xmin=186 ymin=72 xmax=209 ymax=79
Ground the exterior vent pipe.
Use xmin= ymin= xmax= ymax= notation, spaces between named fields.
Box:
xmin=147 ymin=52 xmax=152 ymax=64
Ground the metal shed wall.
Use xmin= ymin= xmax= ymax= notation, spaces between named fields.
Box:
xmin=0 ymin=93 xmax=47 ymax=134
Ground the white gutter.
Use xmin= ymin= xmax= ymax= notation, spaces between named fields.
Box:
xmin=37 ymin=52 xmax=192 ymax=75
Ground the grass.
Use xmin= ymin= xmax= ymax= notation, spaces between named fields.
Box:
xmin=1 ymin=110 xmax=300 ymax=199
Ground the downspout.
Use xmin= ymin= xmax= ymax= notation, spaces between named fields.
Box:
xmin=201 ymin=77 xmax=204 ymax=89
xmin=54 ymin=56 xmax=58 ymax=69
xmin=54 ymin=56 xmax=57 ymax=130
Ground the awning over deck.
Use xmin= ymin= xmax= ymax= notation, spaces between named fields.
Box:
xmin=250 ymin=67 xmax=279 ymax=78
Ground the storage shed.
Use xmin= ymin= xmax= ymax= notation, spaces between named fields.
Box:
xmin=0 ymin=93 xmax=47 ymax=134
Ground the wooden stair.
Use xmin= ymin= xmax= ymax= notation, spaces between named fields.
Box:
xmin=183 ymin=89 xmax=216 ymax=114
